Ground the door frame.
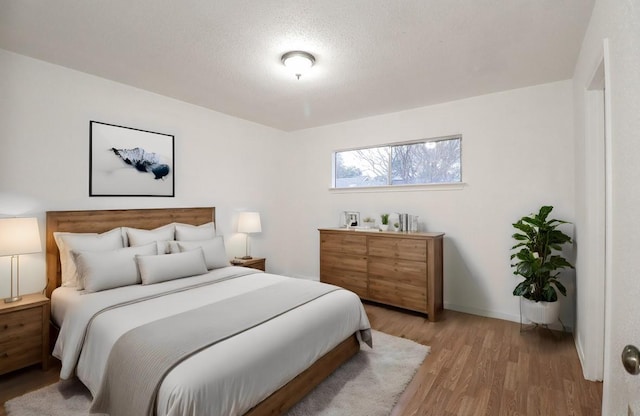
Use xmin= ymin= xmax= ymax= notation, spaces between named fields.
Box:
xmin=576 ymin=39 xmax=611 ymax=382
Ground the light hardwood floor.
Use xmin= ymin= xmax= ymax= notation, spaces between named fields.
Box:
xmin=367 ymin=304 xmax=603 ymax=416
xmin=0 ymin=304 xmax=602 ymax=416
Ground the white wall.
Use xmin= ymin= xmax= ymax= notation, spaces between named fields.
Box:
xmin=278 ymin=80 xmax=576 ymax=326
xmin=573 ymin=0 xmax=640 ymax=413
xmin=1 ymin=47 xmax=577 ymax=333
xmin=0 ymin=49 xmax=283 ymax=297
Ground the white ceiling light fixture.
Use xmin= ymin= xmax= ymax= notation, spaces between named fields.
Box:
xmin=281 ymin=51 xmax=315 ymax=80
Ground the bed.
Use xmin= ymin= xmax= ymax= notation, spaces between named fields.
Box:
xmin=45 ymin=207 xmax=371 ymax=416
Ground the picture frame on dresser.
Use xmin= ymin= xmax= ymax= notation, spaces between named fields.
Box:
xmin=345 ymin=211 xmax=360 ymax=227
xmin=89 ymin=120 xmax=175 ymax=197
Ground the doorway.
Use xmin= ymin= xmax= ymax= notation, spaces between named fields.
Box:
xmin=577 ymin=40 xmax=610 ymax=382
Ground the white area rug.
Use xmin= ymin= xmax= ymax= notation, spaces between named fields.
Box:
xmin=5 ymin=330 xmax=429 ymax=416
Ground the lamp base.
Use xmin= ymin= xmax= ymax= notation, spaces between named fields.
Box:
xmin=239 ymin=256 xmax=253 ymax=260
xmin=4 ymin=295 xmax=22 ymax=304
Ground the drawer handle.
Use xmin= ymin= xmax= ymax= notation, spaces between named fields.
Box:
xmin=2 ymin=324 xmax=7 ymax=330
xmin=0 ymin=352 xmax=7 ymax=358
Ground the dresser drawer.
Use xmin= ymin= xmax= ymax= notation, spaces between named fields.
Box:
xmin=368 ymin=257 xmax=427 ymax=287
xmin=320 ymin=248 xmax=368 ymax=298
xmin=368 ymin=278 xmax=427 ymax=313
xmin=0 ymin=335 xmax=42 ymax=374
xmin=320 ymin=267 xmax=368 ymax=298
xmin=320 ymin=233 xmax=367 ymax=255
xmin=321 ymin=252 xmax=367 ymax=273
xmin=368 ymin=237 xmax=427 ymax=261
xmin=0 ymin=307 xmax=43 ymax=342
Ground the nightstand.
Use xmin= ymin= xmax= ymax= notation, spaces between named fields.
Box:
xmin=0 ymin=293 xmax=50 ymax=375
xmin=231 ymin=257 xmax=266 ymax=271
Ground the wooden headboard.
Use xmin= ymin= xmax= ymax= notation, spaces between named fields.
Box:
xmin=45 ymin=207 xmax=215 ymax=298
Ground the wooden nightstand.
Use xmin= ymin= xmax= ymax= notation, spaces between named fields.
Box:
xmin=0 ymin=293 xmax=50 ymax=375
xmin=231 ymin=257 xmax=266 ymax=271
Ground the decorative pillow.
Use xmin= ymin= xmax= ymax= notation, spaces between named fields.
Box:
xmin=126 ymin=224 xmax=175 ymax=247
xmin=178 ymin=237 xmax=228 ymax=270
xmin=54 ymin=228 xmax=124 ymax=287
xmin=175 ymin=222 xmax=215 ymax=241
xmin=167 ymin=241 xmax=181 ymax=254
xmin=156 ymin=240 xmax=177 ymax=255
xmin=73 ymin=243 xmax=157 ymax=292
xmin=136 ymin=249 xmax=208 ymax=285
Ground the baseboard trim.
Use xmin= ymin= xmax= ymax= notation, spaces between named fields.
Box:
xmin=444 ymin=302 xmax=520 ymax=323
xmin=574 ymin=330 xmax=604 ymax=381
xmin=574 ymin=333 xmax=589 ymax=379
xmin=444 ymin=302 xmax=573 ymax=332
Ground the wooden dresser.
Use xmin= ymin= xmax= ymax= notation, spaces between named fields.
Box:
xmin=0 ymin=293 xmax=50 ymax=375
xmin=319 ymin=228 xmax=444 ymax=321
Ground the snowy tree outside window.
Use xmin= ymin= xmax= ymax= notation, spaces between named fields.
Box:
xmin=333 ymin=136 xmax=461 ymax=188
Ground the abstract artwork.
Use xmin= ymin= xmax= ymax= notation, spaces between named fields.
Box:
xmin=90 ymin=121 xmax=175 ymax=197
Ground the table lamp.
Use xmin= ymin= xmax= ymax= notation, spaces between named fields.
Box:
xmin=237 ymin=212 xmax=261 ymax=259
xmin=0 ymin=217 xmax=42 ymax=303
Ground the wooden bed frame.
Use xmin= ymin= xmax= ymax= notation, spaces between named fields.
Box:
xmin=45 ymin=207 xmax=359 ymax=416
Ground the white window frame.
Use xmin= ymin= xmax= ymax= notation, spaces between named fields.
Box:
xmin=331 ymin=134 xmax=463 ymax=191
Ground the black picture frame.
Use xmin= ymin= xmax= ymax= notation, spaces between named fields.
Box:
xmin=89 ymin=121 xmax=175 ymax=197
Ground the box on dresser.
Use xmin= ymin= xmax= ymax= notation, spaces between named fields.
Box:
xmin=0 ymin=293 xmax=50 ymax=375
xmin=319 ymin=228 xmax=444 ymax=321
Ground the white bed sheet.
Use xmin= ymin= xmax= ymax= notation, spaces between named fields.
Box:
xmin=50 ymin=286 xmax=82 ymax=327
xmin=52 ymin=266 xmax=371 ymax=416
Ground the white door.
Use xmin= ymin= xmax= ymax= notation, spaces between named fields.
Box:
xmin=606 ymin=244 xmax=640 ymax=415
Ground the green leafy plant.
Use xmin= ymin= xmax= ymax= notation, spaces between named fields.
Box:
xmin=380 ymin=214 xmax=389 ymax=225
xmin=511 ymin=206 xmax=574 ymax=302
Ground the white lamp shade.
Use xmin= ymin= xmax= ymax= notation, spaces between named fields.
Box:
xmin=0 ymin=217 xmax=42 ymax=256
xmin=238 ymin=212 xmax=262 ymax=234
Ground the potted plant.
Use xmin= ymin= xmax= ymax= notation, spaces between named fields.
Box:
xmin=362 ymin=217 xmax=376 ymax=228
xmin=511 ymin=206 xmax=574 ymax=325
xmin=380 ymin=214 xmax=389 ymax=231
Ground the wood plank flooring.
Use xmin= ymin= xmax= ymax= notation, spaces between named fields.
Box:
xmin=0 ymin=359 xmax=60 ymax=416
xmin=0 ymin=304 xmax=602 ymax=416
xmin=366 ymin=304 xmax=603 ymax=416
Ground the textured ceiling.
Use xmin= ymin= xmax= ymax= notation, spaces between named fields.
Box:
xmin=0 ymin=1 xmax=594 ymax=131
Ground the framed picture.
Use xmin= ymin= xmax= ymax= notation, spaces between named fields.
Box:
xmin=90 ymin=121 xmax=175 ymax=197
xmin=345 ymin=211 xmax=360 ymax=227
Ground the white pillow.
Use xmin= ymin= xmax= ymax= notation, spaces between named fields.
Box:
xmin=178 ymin=237 xmax=228 ymax=270
xmin=156 ymin=240 xmax=177 ymax=255
xmin=167 ymin=241 xmax=181 ymax=254
xmin=136 ymin=249 xmax=208 ymax=285
xmin=73 ymin=243 xmax=157 ymax=292
xmin=126 ymin=224 xmax=175 ymax=247
xmin=175 ymin=222 xmax=215 ymax=241
xmin=54 ymin=228 xmax=124 ymax=287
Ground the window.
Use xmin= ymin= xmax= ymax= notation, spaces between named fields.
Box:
xmin=333 ymin=135 xmax=461 ymax=188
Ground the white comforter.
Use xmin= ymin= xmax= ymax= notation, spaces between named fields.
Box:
xmin=52 ymin=267 xmax=371 ymax=416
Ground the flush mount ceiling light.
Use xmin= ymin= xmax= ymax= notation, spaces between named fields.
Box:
xmin=281 ymin=51 xmax=315 ymax=80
